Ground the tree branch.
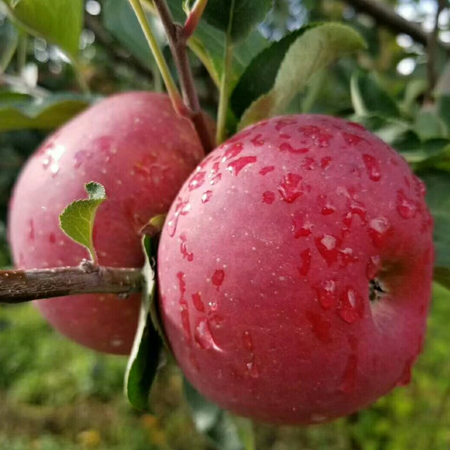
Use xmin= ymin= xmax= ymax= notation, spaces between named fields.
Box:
xmin=152 ymin=0 xmax=215 ymax=153
xmin=85 ymin=14 xmax=155 ymax=81
xmin=0 ymin=263 xmax=143 ymax=304
xmin=342 ymin=0 xmax=450 ymax=51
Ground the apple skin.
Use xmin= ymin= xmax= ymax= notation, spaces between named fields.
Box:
xmin=8 ymin=92 xmax=206 ymax=355
xmin=158 ymin=115 xmax=434 ymax=424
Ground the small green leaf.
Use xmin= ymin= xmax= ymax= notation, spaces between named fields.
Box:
xmin=203 ymin=0 xmax=272 ymax=43
xmin=414 ymin=110 xmax=447 ymax=141
xmin=351 ymin=71 xmax=401 ymax=118
xmin=239 ymin=23 xmax=365 ymax=129
xmin=2 ymin=0 xmax=83 ymax=59
xmin=420 ymin=170 xmax=450 ymax=289
xmin=59 ymin=182 xmax=106 ymax=263
xmin=183 ymin=378 xmax=247 ymax=450
xmin=125 ymin=233 xmax=163 ymax=412
xmin=0 ymin=94 xmax=91 ymax=132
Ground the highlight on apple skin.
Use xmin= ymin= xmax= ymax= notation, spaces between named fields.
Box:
xmin=8 ymin=92 xmax=206 ymax=355
xmin=158 ymin=114 xmax=434 ymax=424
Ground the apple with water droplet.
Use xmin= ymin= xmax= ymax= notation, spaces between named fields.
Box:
xmin=8 ymin=92 xmax=207 ymax=355
xmin=158 ymin=115 xmax=434 ymax=424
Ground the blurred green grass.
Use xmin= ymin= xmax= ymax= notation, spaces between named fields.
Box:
xmin=0 ymin=284 xmax=449 ymax=450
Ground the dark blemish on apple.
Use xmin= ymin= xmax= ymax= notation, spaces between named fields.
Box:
xmin=212 ymin=270 xmax=225 ymax=290
xmin=262 ymin=191 xmax=275 ymax=204
xmin=28 ymin=219 xmax=35 ymax=241
xmin=227 ymin=156 xmax=258 ymax=176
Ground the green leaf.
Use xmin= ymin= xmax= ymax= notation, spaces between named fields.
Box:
xmin=125 ymin=233 xmax=162 ymax=412
xmin=351 ymin=71 xmax=401 ymax=118
xmin=414 ymin=110 xmax=447 ymax=141
xmin=203 ymin=0 xmax=272 ymax=43
xmin=238 ymin=23 xmax=366 ymax=129
xmin=420 ymin=170 xmax=450 ymax=288
xmin=59 ymin=182 xmax=106 ymax=263
xmin=437 ymin=95 xmax=450 ymax=134
xmin=231 ymin=25 xmax=314 ymax=119
xmin=2 ymin=0 xmax=83 ymax=59
xmin=0 ymin=94 xmax=91 ymax=132
xmin=183 ymin=378 xmax=247 ymax=450
xmin=143 ymin=0 xmax=268 ymax=88
xmin=103 ymin=0 xmax=158 ymax=71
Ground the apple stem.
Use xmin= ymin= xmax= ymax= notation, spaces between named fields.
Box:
xmin=152 ymin=0 xmax=215 ymax=153
xmin=0 ymin=264 xmax=143 ymax=304
xmin=183 ymin=0 xmax=209 ymax=41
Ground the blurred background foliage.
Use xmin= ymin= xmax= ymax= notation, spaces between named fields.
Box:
xmin=1 ymin=0 xmax=450 ymax=449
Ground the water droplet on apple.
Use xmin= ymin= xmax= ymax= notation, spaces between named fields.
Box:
xmin=298 ymin=249 xmax=312 ymax=276
xmin=222 ymin=142 xmax=244 ymax=161
xmin=305 ymin=310 xmax=332 ymax=343
xmin=262 ymin=191 xmax=276 ymax=204
xmin=279 ymin=142 xmax=309 ymax=154
xmin=227 ymin=156 xmax=257 ymax=176
xmin=192 ymin=292 xmax=205 ymax=312
xmin=315 ymin=280 xmax=337 ymax=310
xmin=242 ymin=331 xmax=254 ymax=351
xmin=180 ymin=234 xmax=194 ymax=261
xmin=343 ymin=132 xmax=365 ymax=146
xmin=338 ymin=287 xmax=364 ymax=324
xmin=194 ymin=318 xmax=222 ymax=351
xmin=366 ymin=255 xmax=381 ymax=280
xmin=49 ymin=232 xmax=56 ymax=244
xmin=251 ymin=134 xmax=265 ymax=147
xmin=278 ymin=173 xmax=303 ymax=203
xmin=275 ymin=118 xmax=296 ymax=131
xmin=315 ymin=234 xmax=340 ymax=266
xmin=28 ymin=219 xmax=35 ymax=241
xmin=180 ymin=300 xmax=191 ymax=341
xmin=201 ymin=190 xmax=213 ymax=204
xmin=291 ymin=212 xmax=313 ymax=238
xmin=396 ymin=189 xmax=417 ymax=219
xmin=362 ymin=154 xmax=381 ymax=182
xmin=188 ymin=171 xmax=206 ymax=191
xmin=246 ymin=361 xmax=260 ymax=378
xmin=321 ymin=156 xmax=332 ymax=169
xmin=212 ymin=270 xmax=225 ymax=290
xmin=259 ymin=166 xmax=275 ymax=176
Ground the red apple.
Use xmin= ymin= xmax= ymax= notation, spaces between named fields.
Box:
xmin=158 ymin=115 xmax=434 ymax=424
xmin=8 ymin=92 xmax=206 ymax=355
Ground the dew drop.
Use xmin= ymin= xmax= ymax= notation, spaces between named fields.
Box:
xmin=291 ymin=212 xmax=313 ymax=238
xmin=73 ymin=150 xmax=92 ymax=169
xmin=315 ymin=280 xmax=337 ymax=310
xmin=362 ymin=154 xmax=381 ymax=182
xmin=275 ymin=118 xmax=296 ymax=131
xmin=368 ymin=217 xmax=391 ymax=247
xmin=338 ymin=248 xmax=358 ymax=267
xmin=299 ymin=125 xmax=333 ymax=148
xmin=343 ymin=132 xmax=365 ymax=146
xmin=227 ymin=156 xmax=257 ymax=176
xmin=167 ymin=200 xmax=191 ymax=237
xmin=192 ymin=292 xmax=205 ymax=312
xmin=222 ymin=143 xmax=244 ymax=161
xmin=315 ymin=234 xmax=340 ymax=266
xmin=279 ymin=142 xmax=309 ymax=154
xmin=212 ymin=270 xmax=225 ymax=290
xmin=259 ymin=166 xmax=275 ymax=176
xmin=28 ymin=219 xmax=35 ymax=241
xmin=262 ymin=191 xmax=276 ymax=204
xmin=242 ymin=331 xmax=254 ymax=351
xmin=321 ymin=156 xmax=332 ymax=169
xmin=41 ymin=144 xmax=66 ymax=176
xmin=366 ymin=255 xmax=381 ymax=280
xmin=396 ymin=189 xmax=417 ymax=219
xmin=278 ymin=173 xmax=303 ymax=203
xmin=301 ymin=157 xmax=317 ymax=171
xmin=201 ymin=190 xmax=213 ymax=204
xmin=298 ymin=249 xmax=312 ymax=276
xmin=195 ymin=318 xmax=222 ymax=351
xmin=49 ymin=232 xmax=56 ymax=244
xmin=180 ymin=234 xmax=194 ymax=262
xmin=246 ymin=361 xmax=260 ymax=378
xmin=250 ymin=134 xmax=265 ymax=147
xmin=177 ymin=271 xmax=186 ymax=294
xmin=338 ymin=287 xmax=364 ymax=324
xmin=305 ymin=310 xmax=332 ymax=343
xmin=180 ymin=300 xmax=191 ymax=340
xmin=316 ymin=195 xmax=336 ymax=216
xmin=189 ymin=171 xmax=206 ymax=191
